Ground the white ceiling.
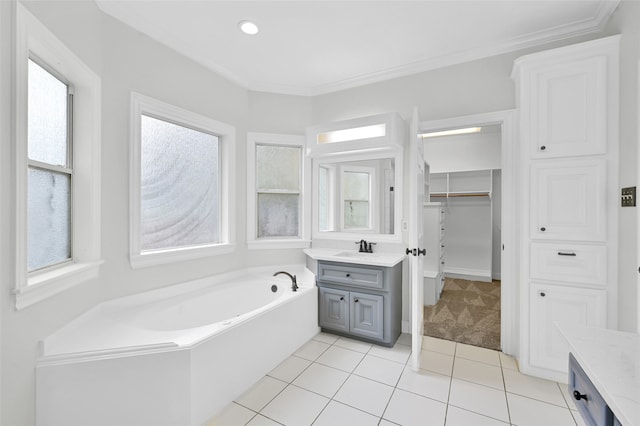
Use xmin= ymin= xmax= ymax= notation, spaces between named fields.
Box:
xmin=95 ymin=0 xmax=619 ymax=96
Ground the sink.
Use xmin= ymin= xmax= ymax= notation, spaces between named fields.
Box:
xmin=334 ymin=251 xmax=379 ymax=258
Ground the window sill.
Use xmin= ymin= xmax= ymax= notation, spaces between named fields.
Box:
xmin=15 ymin=260 xmax=104 ymax=310
xmin=130 ymin=243 xmax=237 ymax=269
xmin=247 ymin=239 xmax=311 ymax=250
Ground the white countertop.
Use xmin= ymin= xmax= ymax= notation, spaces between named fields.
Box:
xmin=558 ymin=324 xmax=640 ymax=426
xmin=303 ymin=248 xmax=406 ymax=267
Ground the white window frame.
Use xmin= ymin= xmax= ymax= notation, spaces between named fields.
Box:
xmin=247 ymin=132 xmax=310 ymax=249
xmin=339 ymin=164 xmax=376 ymax=232
xmin=14 ymin=4 xmax=102 ymax=310
xmin=130 ymin=92 xmax=236 ymax=268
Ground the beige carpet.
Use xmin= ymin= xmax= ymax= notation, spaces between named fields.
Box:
xmin=423 ymin=277 xmax=501 ymax=350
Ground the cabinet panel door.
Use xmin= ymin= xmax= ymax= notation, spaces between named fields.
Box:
xmin=530 ymin=56 xmax=607 ymax=158
xmin=350 ymin=292 xmax=384 ymax=340
xmin=529 ymin=283 xmax=606 ymax=373
xmin=319 ymin=287 xmax=349 ymax=333
xmin=531 ymin=158 xmax=606 ymax=242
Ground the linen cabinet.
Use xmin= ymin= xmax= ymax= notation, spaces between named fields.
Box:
xmin=512 ymin=35 xmax=619 ymax=382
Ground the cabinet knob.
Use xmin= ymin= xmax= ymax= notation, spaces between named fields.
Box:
xmin=573 ymin=390 xmax=588 ymax=401
xmin=540 ymin=145 xmax=546 ymax=151
xmin=354 ymin=299 xmax=359 ymax=303
xmin=346 ymin=273 xmax=351 ymax=278
xmin=540 ymin=227 xmax=546 ymax=232
xmin=539 ymin=291 xmax=546 ymax=297
xmin=339 ymin=296 xmax=344 ymax=301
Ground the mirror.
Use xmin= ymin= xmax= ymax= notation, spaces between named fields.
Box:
xmin=312 ymin=151 xmax=403 ymax=241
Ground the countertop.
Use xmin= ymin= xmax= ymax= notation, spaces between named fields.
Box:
xmin=557 ymin=324 xmax=640 ymax=426
xmin=303 ymin=248 xmax=406 ymax=267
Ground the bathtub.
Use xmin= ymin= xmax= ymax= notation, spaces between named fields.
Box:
xmin=36 ymin=265 xmax=319 ymax=426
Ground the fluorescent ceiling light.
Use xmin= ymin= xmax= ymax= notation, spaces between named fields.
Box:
xmin=420 ymin=127 xmax=482 ymax=138
xmin=238 ymin=20 xmax=259 ymax=35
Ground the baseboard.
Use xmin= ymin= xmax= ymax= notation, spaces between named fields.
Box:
xmin=444 ymin=266 xmax=492 ymax=282
xmin=492 ymin=272 xmax=502 ymax=280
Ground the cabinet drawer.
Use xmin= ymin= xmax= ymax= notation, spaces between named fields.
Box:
xmin=530 ymin=243 xmax=607 ymax=286
xmin=318 ymin=263 xmax=384 ymax=290
xmin=569 ymin=353 xmax=614 ymax=426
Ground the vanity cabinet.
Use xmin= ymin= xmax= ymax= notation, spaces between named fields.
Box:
xmin=513 ymin=35 xmax=619 ymax=381
xmin=317 ymin=260 xmax=402 ymax=347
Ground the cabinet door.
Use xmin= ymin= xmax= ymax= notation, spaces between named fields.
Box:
xmin=529 ymin=283 xmax=606 ymax=373
xmin=529 ymin=55 xmax=608 ymax=158
xmin=350 ymin=292 xmax=384 ymax=340
xmin=531 ymin=158 xmax=606 ymax=242
xmin=319 ymin=288 xmax=349 ymax=333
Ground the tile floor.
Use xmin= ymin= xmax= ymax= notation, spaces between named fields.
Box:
xmin=207 ymin=333 xmax=585 ymax=426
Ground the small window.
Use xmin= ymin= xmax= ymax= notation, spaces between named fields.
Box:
xmin=246 ymin=133 xmax=309 ymax=249
xmin=27 ymin=59 xmax=72 ymax=271
xmin=130 ymin=93 xmax=236 ymax=267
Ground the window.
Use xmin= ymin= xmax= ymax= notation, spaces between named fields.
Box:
xmin=14 ymin=5 xmax=102 ymax=309
xmin=340 ymin=166 xmax=375 ymax=231
xmin=130 ymin=93 xmax=235 ymax=267
xmin=247 ymin=133 xmax=309 ymax=249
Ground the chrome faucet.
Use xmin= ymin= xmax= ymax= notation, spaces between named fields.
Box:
xmin=273 ymin=271 xmax=298 ymax=292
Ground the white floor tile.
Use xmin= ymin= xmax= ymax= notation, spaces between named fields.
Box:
xmin=507 ymin=393 xmax=576 ymax=426
xmin=558 ymin=382 xmax=578 ymax=410
xmin=445 ymin=406 xmax=509 ymax=426
xmin=455 ymin=343 xmax=501 ymax=366
xmin=378 ymin=420 xmax=399 ymax=426
xmin=333 ymin=375 xmax=394 ymax=417
xmin=396 ymin=333 xmax=412 ymax=346
xmin=294 ymin=340 xmax=331 ymax=361
xmin=292 ymin=362 xmax=349 ymax=398
xmin=246 ymin=414 xmax=281 ymax=426
xmin=448 ymin=378 xmax=510 ymax=423
xmin=312 ymin=400 xmax=380 ymax=426
xmin=383 ymin=389 xmax=447 ymax=426
xmin=453 ymin=357 xmax=504 ymax=390
xmin=422 ymin=336 xmax=457 ymax=356
xmin=503 ymin=369 xmax=567 ymax=407
xmin=268 ymin=356 xmax=312 ymax=383
xmin=353 ymin=354 xmax=405 ymax=386
xmin=316 ymin=345 xmax=366 ymax=372
xmin=312 ymin=332 xmax=339 ymax=345
xmin=419 ymin=349 xmax=455 ymax=376
xmin=396 ymin=366 xmax=451 ymax=403
xmin=260 ymin=385 xmax=329 ymax=426
xmin=205 ymin=402 xmax=256 ymax=426
xmin=235 ymin=376 xmax=287 ymax=412
xmin=572 ymin=409 xmax=587 ymax=426
xmin=334 ymin=337 xmax=373 ymax=353
xmin=369 ymin=343 xmax=412 ymax=364
xmin=499 ymin=352 xmax=518 ymax=371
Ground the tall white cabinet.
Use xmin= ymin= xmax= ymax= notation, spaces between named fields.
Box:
xmin=513 ymin=36 xmax=619 ymax=382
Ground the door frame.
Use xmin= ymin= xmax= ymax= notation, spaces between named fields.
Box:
xmin=419 ymin=109 xmax=518 ymax=355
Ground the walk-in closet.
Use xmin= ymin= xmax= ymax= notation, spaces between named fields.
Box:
xmin=421 ymin=124 xmax=502 ymax=350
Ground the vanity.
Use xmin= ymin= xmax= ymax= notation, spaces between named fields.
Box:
xmin=304 ymin=249 xmax=405 ymax=347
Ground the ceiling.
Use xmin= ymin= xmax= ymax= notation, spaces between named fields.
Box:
xmin=95 ymin=0 xmax=619 ymax=96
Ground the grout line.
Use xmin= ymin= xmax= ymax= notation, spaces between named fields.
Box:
xmin=500 ymin=349 xmax=513 ymax=425
xmin=443 ymin=341 xmax=457 ymax=425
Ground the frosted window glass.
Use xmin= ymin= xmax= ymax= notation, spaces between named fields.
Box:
xmin=28 ymin=168 xmax=71 ymax=270
xmin=344 ymin=200 xmax=369 ymax=228
xmin=319 ymin=166 xmax=329 ymax=231
xmin=141 ymin=115 xmax=219 ymax=251
xmin=317 ymin=124 xmax=385 ymax=144
xmin=257 ymin=193 xmax=299 ymax=237
xmin=343 ymin=171 xmax=369 ymax=200
xmin=256 ymin=145 xmax=300 ymax=191
xmin=28 ymin=59 xmax=68 ymax=166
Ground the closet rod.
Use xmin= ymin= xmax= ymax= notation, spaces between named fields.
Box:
xmin=431 ymin=192 xmax=491 ymax=198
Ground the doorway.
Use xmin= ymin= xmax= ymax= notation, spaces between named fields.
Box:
xmin=418 ymin=110 xmax=517 ymax=355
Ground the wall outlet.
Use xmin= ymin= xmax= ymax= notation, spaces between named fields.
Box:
xmin=621 ymin=187 xmax=636 ymax=207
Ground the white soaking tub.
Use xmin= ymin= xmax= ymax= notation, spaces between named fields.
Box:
xmin=36 ymin=265 xmax=319 ymax=426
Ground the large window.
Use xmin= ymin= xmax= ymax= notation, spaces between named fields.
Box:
xmin=15 ymin=5 xmax=102 ymax=309
xmin=247 ymin=133 xmax=309 ymax=249
xmin=130 ymin=93 xmax=235 ymax=267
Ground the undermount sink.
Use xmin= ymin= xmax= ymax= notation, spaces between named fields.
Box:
xmin=334 ymin=251 xmax=380 ymax=258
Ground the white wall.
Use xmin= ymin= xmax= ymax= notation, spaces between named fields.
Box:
xmin=423 ymin=126 xmax=501 ymax=173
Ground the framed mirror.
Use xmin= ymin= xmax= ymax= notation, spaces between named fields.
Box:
xmin=312 ymin=150 xmax=403 ymax=242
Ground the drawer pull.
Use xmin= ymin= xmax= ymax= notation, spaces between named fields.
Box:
xmin=557 ymin=252 xmax=577 ymax=257
xmin=540 ymin=227 xmax=546 ymax=232
xmin=573 ymin=390 xmax=588 ymax=401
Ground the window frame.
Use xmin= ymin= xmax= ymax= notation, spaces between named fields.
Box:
xmin=130 ymin=92 xmax=236 ymax=268
xmin=246 ymin=132 xmax=310 ymax=250
xmin=14 ymin=4 xmax=102 ymax=310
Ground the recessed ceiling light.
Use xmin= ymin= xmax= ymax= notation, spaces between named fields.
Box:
xmin=420 ymin=127 xmax=482 ymax=138
xmin=238 ymin=20 xmax=259 ymax=36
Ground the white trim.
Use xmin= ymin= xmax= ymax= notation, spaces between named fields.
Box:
xmin=14 ymin=4 xmax=102 ymax=309
xmin=246 ymin=132 xmax=310 ymax=250
xmin=420 ymin=109 xmax=517 ymax=356
xmin=129 ymin=92 xmax=236 ymax=268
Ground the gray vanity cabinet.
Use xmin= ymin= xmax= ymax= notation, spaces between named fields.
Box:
xmin=317 ymin=260 xmax=402 ymax=347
